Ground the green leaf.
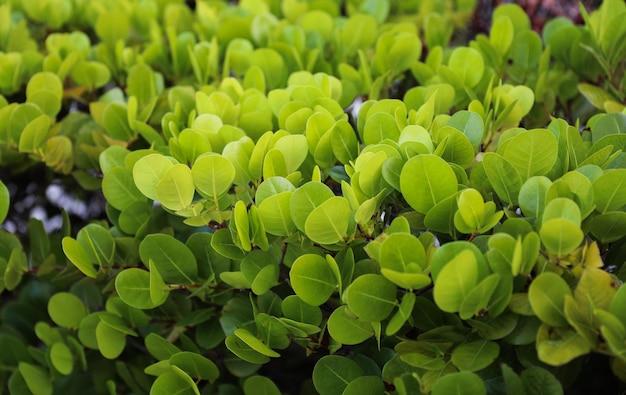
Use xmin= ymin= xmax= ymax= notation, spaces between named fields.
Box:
xmin=102 ymin=102 xmax=134 ymax=140
xmin=482 ymin=153 xmax=522 ymax=205
xmin=433 ymin=249 xmax=478 ymax=313
xmin=155 ymin=164 xmax=195 ymax=211
xmin=234 ymin=328 xmax=279 ymax=357
xmin=304 ymin=196 xmax=351 ymax=245
xmin=519 ymin=176 xmax=552 ymax=217
xmin=540 ymin=219 xmax=584 ymax=256
xmin=592 ymin=169 xmax=626 ymax=214
xmin=226 ymin=335 xmax=275 ymax=364
xmin=149 ymin=260 xmax=169 ymax=306
xmin=451 ymin=340 xmax=500 ymax=372
xmin=133 ymin=154 xmax=175 ymax=200
xmin=346 ymin=274 xmax=396 ymax=322
xmin=139 ymin=234 xmax=197 ymax=284
xmin=536 ymin=325 xmax=590 ymax=366
xmin=258 ymin=191 xmax=295 ymax=236
xmin=0 ymin=179 xmax=8 ymax=224
xmin=281 ymin=295 xmax=322 ymax=326
xmin=62 ymin=237 xmax=97 ymax=278
xmin=313 ymin=355 xmax=363 ymax=395
xmin=145 ymin=333 xmax=182 ymax=361
xmin=520 ymin=367 xmax=563 ymax=395
xmin=169 ymin=352 xmax=219 ymax=383
xmin=18 ymin=363 xmax=52 ymax=395
xmin=102 ymin=167 xmax=146 ymax=211
xmin=192 ymin=154 xmax=236 ymax=198
xmin=386 ymin=292 xmax=417 ymax=336
xmin=18 ymin=114 xmax=50 ymax=153
xmin=243 ymin=376 xmax=281 ymax=395
xmin=77 ymin=223 xmax=115 ymax=267
xmin=115 ymin=268 xmax=165 ymax=310
xmin=50 ymin=342 xmax=73 ymax=375
xmin=459 ymin=274 xmax=501 ymax=319
xmin=400 ymin=154 xmax=458 ymax=214
xmin=95 ymin=320 xmax=126 ymax=360
xmin=150 ymin=367 xmax=200 ymax=395
xmin=290 ymin=182 xmax=335 ymax=232
xmin=327 ymin=306 xmax=375 ymax=345
xmin=432 ymin=372 xmax=486 ymax=395
xmin=528 ymin=272 xmax=571 ymax=327
xmin=502 ymin=129 xmax=558 ymax=180
xmin=342 ymin=376 xmax=386 ymax=395
xmin=290 ymin=254 xmax=336 ymax=306
xmin=448 ymin=47 xmax=484 ymax=88
xmin=48 ymin=292 xmax=88 ymax=329
xmin=379 ymin=233 xmax=426 ymax=272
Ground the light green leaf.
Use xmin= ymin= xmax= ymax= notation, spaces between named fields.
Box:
xmin=482 ymin=152 xmax=522 ymax=205
xmin=192 ymin=154 xmax=236 ymax=198
xmin=155 ymin=164 xmax=195 ymax=211
xmin=433 ymin=250 xmax=478 ymax=313
xmin=327 ymin=306 xmax=374 ymax=345
xmin=304 ymin=196 xmax=351 ymax=245
xmin=50 ymin=342 xmax=73 ymax=375
xmin=290 ymin=254 xmax=336 ymax=306
xmin=133 ymin=154 xmax=175 ymax=200
xmin=139 ymin=234 xmax=197 ymax=284
xmin=400 ymin=154 xmax=458 ymax=214
xmin=502 ymin=129 xmax=558 ymax=180
xmin=62 ymin=237 xmax=97 ymax=278
xmin=150 ymin=367 xmax=200 ymax=395
xmin=48 ymin=292 xmax=88 ymax=329
xmin=528 ymin=272 xmax=571 ymax=327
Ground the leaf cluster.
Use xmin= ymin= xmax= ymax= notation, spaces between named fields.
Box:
xmin=1 ymin=0 xmax=626 ymax=394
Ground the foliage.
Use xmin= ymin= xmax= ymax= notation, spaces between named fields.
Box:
xmin=1 ymin=0 xmax=626 ymax=394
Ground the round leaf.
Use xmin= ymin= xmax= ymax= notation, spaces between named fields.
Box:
xmin=432 ymin=372 xmax=486 ymax=395
xmin=400 ymin=154 xmax=458 ymax=214
xmin=593 ymin=169 xmax=626 ymax=214
xmin=313 ymin=355 xmax=363 ymax=395
xmin=150 ymin=368 xmax=200 ymax=395
xmin=502 ymin=129 xmax=558 ymax=180
xmin=133 ymin=154 xmax=175 ymax=200
xmin=115 ymin=268 xmax=165 ymax=310
xmin=304 ymin=196 xmax=351 ymax=245
xmin=346 ymin=274 xmax=397 ymax=322
xmin=451 ymin=340 xmax=500 ymax=372
xmin=139 ymin=234 xmax=197 ymax=284
xmin=540 ymin=218 xmax=584 ymax=257
xmin=48 ymin=292 xmax=88 ymax=329
xmin=327 ymin=306 xmax=374 ymax=345
xmin=290 ymin=182 xmax=335 ymax=232
xmin=155 ymin=164 xmax=195 ymax=211
xmin=192 ymin=154 xmax=236 ymax=198
xmin=290 ymin=254 xmax=336 ymax=306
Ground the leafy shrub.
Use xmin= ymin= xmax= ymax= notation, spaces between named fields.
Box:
xmin=1 ymin=0 xmax=626 ymax=394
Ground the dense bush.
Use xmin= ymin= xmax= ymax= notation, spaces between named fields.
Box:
xmin=1 ymin=0 xmax=626 ymax=394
